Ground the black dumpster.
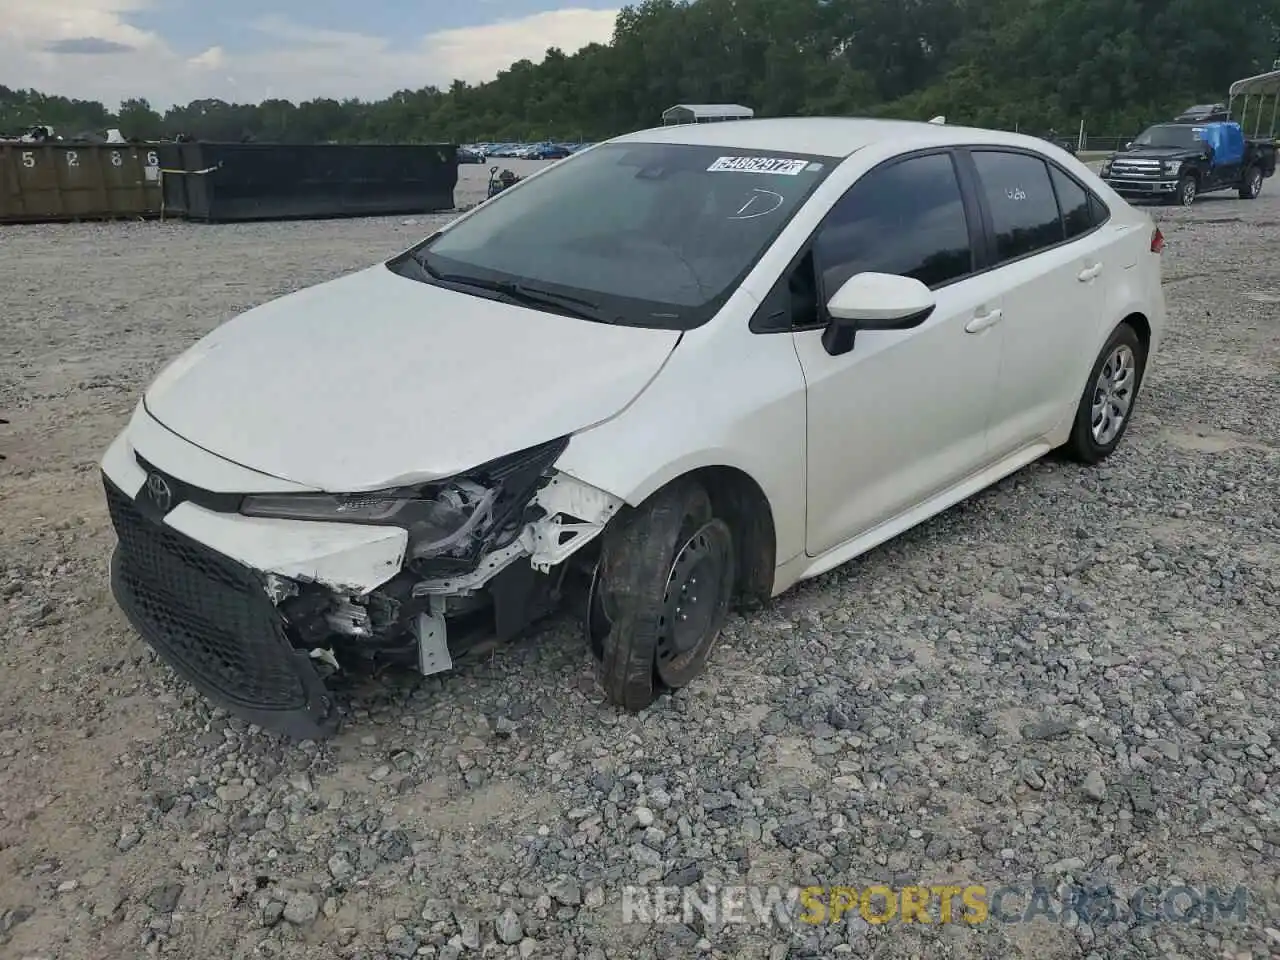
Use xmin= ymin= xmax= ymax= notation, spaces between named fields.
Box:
xmin=156 ymin=142 xmax=198 ymax=217
xmin=159 ymin=142 xmax=459 ymax=222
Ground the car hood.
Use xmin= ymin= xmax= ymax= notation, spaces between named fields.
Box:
xmin=143 ymin=264 xmax=682 ymax=492
xmin=1116 ymin=147 xmax=1200 ymax=160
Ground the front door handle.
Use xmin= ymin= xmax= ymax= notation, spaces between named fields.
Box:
xmin=964 ymin=308 xmax=1003 ymax=334
xmin=1078 ymin=263 xmax=1103 ymax=282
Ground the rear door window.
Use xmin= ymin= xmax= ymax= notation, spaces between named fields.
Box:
xmin=971 ymin=151 xmax=1064 ymax=262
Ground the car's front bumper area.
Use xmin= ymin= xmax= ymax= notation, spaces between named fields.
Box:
xmin=104 ymin=474 xmax=340 ymax=739
xmin=98 ymin=404 xmax=624 ymax=738
xmin=1102 ymin=176 xmax=1180 ymax=197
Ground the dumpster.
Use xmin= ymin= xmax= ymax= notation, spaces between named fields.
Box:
xmin=0 ymin=143 xmax=162 ymax=223
xmin=157 ymin=142 xmax=459 ymax=222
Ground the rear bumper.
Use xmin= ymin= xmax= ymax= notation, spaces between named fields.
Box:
xmin=105 ymin=474 xmax=340 ymax=740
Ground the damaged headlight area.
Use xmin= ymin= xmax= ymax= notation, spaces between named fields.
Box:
xmin=242 ymin=480 xmax=497 ymax=562
xmin=241 ymin=436 xmax=569 ymax=574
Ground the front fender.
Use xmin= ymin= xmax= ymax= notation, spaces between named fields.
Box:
xmin=551 ymin=320 xmax=809 ymax=567
xmin=561 ymin=447 xmax=765 ymax=510
xmin=556 ymin=447 xmax=805 ymax=572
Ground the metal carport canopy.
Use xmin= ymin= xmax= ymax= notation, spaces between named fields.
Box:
xmin=662 ymin=104 xmax=755 ymax=121
xmin=1230 ymin=70 xmax=1280 ymax=97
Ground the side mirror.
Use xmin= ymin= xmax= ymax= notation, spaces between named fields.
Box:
xmin=821 ymin=272 xmax=936 ymax=356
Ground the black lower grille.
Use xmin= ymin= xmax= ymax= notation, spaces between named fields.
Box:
xmin=104 ymin=475 xmax=337 ymax=737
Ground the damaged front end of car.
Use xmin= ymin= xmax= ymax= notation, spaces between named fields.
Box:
xmin=251 ymin=436 xmax=625 ymax=682
xmin=104 ymin=434 xmax=623 ymax=739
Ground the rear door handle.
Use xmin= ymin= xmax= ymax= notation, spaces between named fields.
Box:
xmin=964 ymin=308 xmax=1003 ymax=334
xmin=1078 ymin=263 xmax=1103 ymax=282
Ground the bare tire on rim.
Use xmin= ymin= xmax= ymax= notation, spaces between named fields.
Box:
xmin=587 ymin=479 xmax=735 ymax=711
xmin=1062 ymin=322 xmax=1147 ymax=465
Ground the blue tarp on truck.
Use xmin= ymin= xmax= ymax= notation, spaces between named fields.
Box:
xmin=1198 ymin=122 xmax=1245 ymax=167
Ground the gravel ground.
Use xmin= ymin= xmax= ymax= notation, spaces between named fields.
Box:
xmin=1 ymin=173 xmax=1278 ymax=960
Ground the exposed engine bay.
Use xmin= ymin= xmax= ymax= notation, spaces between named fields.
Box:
xmin=257 ymin=437 xmax=624 ymax=682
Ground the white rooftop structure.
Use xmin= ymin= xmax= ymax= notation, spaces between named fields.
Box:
xmin=1228 ymin=70 xmax=1280 ymax=138
xmin=662 ymin=104 xmax=755 ymax=126
xmin=1230 ymin=69 xmax=1280 ymax=98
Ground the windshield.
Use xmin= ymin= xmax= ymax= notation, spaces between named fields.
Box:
xmin=1133 ymin=124 xmax=1204 ymax=149
xmin=395 ymin=141 xmax=838 ymax=329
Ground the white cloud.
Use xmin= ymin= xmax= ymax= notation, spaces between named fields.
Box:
xmin=423 ymin=9 xmax=618 ymax=85
xmin=0 ymin=1 xmax=619 ymax=109
xmin=189 ymin=46 xmax=224 ymax=70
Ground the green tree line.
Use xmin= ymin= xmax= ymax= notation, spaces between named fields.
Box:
xmin=3 ymin=0 xmax=1279 ymax=145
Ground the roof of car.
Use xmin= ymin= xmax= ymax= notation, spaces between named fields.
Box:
xmin=615 ymin=116 xmax=1054 ymax=158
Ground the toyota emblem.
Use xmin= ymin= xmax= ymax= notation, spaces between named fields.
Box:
xmin=145 ymin=472 xmax=173 ymax=512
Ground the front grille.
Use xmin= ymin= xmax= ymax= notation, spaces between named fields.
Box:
xmin=104 ymin=477 xmax=316 ymax=715
xmin=1110 ymin=159 xmax=1166 ymax=180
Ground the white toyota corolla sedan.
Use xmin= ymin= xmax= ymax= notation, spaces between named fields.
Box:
xmin=100 ymin=118 xmax=1166 ymax=738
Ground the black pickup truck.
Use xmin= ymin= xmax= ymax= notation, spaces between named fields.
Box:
xmin=1099 ymin=118 xmax=1277 ymax=205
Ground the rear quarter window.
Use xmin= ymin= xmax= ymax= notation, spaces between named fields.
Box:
xmin=1087 ymin=192 xmax=1111 ymax=228
xmin=1049 ymin=166 xmax=1095 ymax=239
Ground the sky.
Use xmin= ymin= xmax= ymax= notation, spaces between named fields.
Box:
xmin=0 ymin=0 xmax=622 ymax=109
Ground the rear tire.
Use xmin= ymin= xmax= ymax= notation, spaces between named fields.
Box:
xmin=1239 ymin=165 xmax=1264 ymax=199
xmin=1062 ymin=323 xmax=1147 ymax=465
xmin=588 ymin=480 xmax=735 ymax=711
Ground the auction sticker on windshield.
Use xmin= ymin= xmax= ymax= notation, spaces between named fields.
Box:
xmin=708 ymin=156 xmax=812 ymax=175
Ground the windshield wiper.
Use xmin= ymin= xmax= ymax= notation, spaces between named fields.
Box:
xmin=411 ymin=252 xmax=604 ymax=322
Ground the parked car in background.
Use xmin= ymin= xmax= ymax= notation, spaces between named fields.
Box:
xmin=536 ymin=143 xmax=573 ymax=159
xmin=458 ymin=146 xmax=486 ymax=164
xmin=1100 ymin=119 xmax=1276 ymax=205
xmin=1174 ymin=103 xmax=1231 ymax=123
xmin=508 ymin=142 xmax=574 ymax=160
xmin=100 ymin=117 xmax=1166 ymax=738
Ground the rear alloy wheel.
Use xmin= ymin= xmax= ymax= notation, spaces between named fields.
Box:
xmin=1176 ymin=174 xmax=1197 ymax=206
xmin=588 ymin=480 xmax=735 ymax=711
xmin=1239 ymin=166 xmax=1264 ymax=200
xmin=1062 ymin=322 xmax=1147 ymax=464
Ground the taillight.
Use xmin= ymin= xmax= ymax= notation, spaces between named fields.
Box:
xmin=1150 ymin=227 xmax=1165 ymax=254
